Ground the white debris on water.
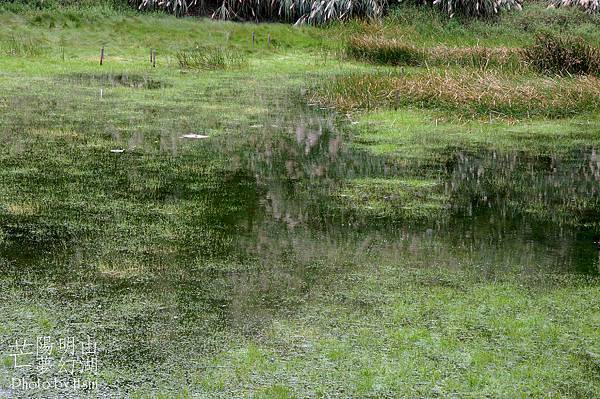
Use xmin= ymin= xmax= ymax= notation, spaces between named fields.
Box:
xmin=180 ymin=133 xmax=209 ymax=139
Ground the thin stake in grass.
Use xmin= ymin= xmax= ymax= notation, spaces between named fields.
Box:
xmin=100 ymin=46 xmax=105 ymax=65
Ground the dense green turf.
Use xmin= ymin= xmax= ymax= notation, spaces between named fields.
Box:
xmin=0 ymin=3 xmax=599 ymax=398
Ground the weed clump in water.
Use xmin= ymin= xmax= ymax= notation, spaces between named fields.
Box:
xmin=176 ymin=46 xmax=246 ymax=70
xmin=522 ymin=34 xmax=600 ymax=76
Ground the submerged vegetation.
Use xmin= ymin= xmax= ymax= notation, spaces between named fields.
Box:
xmin=0 ymin=0 xmax=599 ymax=397
xmin=333 ymin=178 xmax=450 ymax=222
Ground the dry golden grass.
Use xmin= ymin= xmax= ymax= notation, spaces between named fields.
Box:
xmin=346 ymin=35 xmax=523 ymax=71
xmin=5 ymin=202 xmax=38 ymax=216
xmin=522 ymin=33 xmax=600 ymax=76
xmin=309 ymin=70 xmax=600 ymax=119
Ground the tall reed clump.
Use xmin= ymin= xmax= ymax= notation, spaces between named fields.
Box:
xmin=130 ymin=0 xmax=388 ymax=23
xmin=547 ymin=0 xmax=600 ymax=13
xmin=308 ymin=71 xmax=600 ymax=118
xmin=522 ymin=34 xmax=600 ymax=76
xmin=346 ymin=36 xmax=426 ymax=65
xmin=176 ymin=46 xmax=246 ymax=70
xmin=346 ymin=35 xmax=522 ymax=70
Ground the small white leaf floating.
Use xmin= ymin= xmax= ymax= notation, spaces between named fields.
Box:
xmin=180 ymin=133 xmax=209 ymax=139
xmin=110 ymin=149 xmax=124 ymax=153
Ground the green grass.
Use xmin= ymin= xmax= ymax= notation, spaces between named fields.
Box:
xmin=176 ymin=46 xmax=247 ymax=70
xmin=0 ymin=2 xmax=599 ymax=398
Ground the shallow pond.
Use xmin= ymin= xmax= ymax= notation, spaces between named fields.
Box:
xmin=0 ymin=92 xmax=599 ymax=397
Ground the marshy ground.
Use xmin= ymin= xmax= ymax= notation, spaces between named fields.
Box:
xmin=0 ymin=2 xmax=599 ymax=398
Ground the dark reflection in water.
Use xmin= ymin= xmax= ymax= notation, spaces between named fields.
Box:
xmin=231 ymin=112 xmax=600 ymax=276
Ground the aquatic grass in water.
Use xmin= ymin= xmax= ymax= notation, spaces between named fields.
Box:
xmin=61 ymin=73 xmax=169 ymax=89
xmin=334 ymin=178 xmax=450 ymax=222
xmin=176 ymin=46 xmax=247 ymax=70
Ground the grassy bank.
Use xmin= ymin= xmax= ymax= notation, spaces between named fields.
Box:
xmin=0 ymin=3 xmax=599 ymax=398
xmin=310 ymin=70 xmax=600 ymax=118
